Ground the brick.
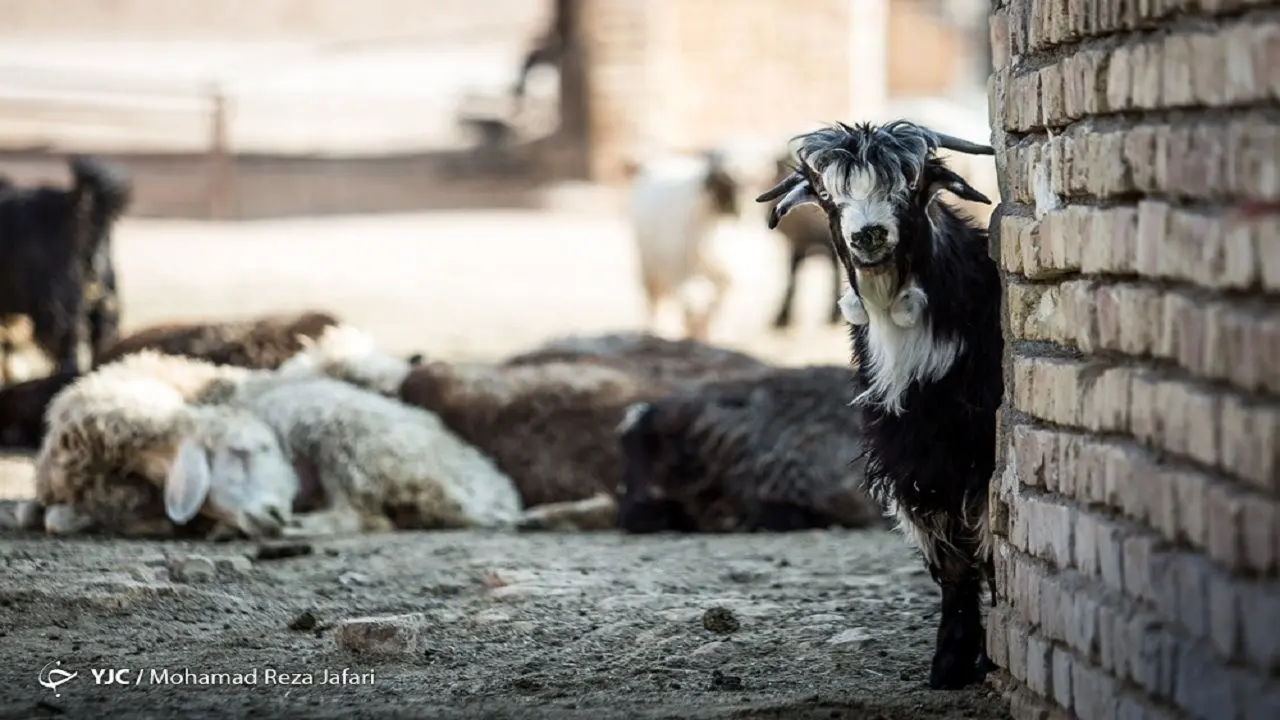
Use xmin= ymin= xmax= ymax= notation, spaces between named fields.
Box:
xmin=1240 ymin=496 xmax=1277 ymax=574
xmin=1080 ymin=366 xmax=1132 ymax=434
xmin=1238 ymin=580 xmax=1280 ymax=673
xmin=1026 ymin=632 xmax=1053 ymax=696
xmin=1048 ymin=131 xmax=1071 ymax=197
xmin=989 ymin=604 xmax=1011 ymax=670
xmin=1028 ymin=496 xmax=1075 ymax=569
xmin=1259 ymin=21 xmax=1280 ymax=101
xmin=1208 ymin=572 xmax=1242 ymax=662
xmin=1188 ymin=30 xmax=1228 ymax=106
xmin=1228 ymin=120 xmax=1280 ymax=202
xmin=1128 ymin=372 xmax=1163 ymax=447
xmin=1169 ymin=469 xmax=1210 ymax=549
xmin=1106 ymin=43 xmax=1134 ymax=110
xmin=1056 ymin=433 xmax=1081 ymax=499
xmin=1051 ymin=646 xmax=1074 ymax=710
xmin=1071 ymin=659 xmax=1120 ymax=720
xmin=1040 ymin=571 xmax=1067 ymax=643
xmin=1016 ymin=552 xmax=1045 ymax=628
xmin=1173 ymin=554 xmax=1211 ymax=640
xmin=1000 ymin=214 xmax=1031 ymax=274
xmin=991 ymin=10 xmax=1012 ymax=71
xmin=1225 ymin=22 xmax=1267 ymax=104
xmin=1216 ymin=296 xmax=1280 ymax=394
xmin=1124 ymin=126 xmax=1160 ymax=192
xmin=1075 ymin=511 xmax=1100 ymax=578
xmin=1175 ymin=639 xmax=1240 ymax=720
xmin=1130 ymin=42 xmax=1163 ymax=108
xmin=1254 ymin=213 xmax=1280 ymax=292
xmin=1096 ymin=517 xmax=1125 ymax=593
xmin=1060 ymin=279 xmax=1098 ymax=352
xmin=1167 ymin=382 xmax=1221 ymax=468
xmin=1064 ymin=587 xmax=1101 ymax=663
xmin=1122 ymin=533 xmax=1156 ymax=604
xmin=1040 ymin=64 xmax=1067 ymax=127
xmin=1218 ymin=396 xmax=1280 ymax=493
xmin=1008 ymin=613 xmax=1031 ymax=682
xmin=1095 ymin=601 xmax=1123 ymax=673
xmin=1205 ymin=482 xmax=1246 ymax=571
xmin=1160 ymin=34 xmax=1196 ymax=108
xmin=1113 ymin=284 xmax=1161 ymax=356
xmin=1128 ymin=612 xmax=1179 ymax=697
xmin=1134 ymin=200 xmax=1170 ymax=278
xmin=1072 ymin=437 xmax=1108 ymax=505
xmin=1012 ymin=423 xmax=1055 ymax=488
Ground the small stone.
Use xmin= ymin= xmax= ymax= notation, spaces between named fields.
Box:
xmin=170 ymin=556 xmax=216 ymax=583
xmin=122 ymin=564 xmax=170 ymax=583
xmin=690 ymin=641 xmax=735 ymax=666
xmin=215 ymin=556 xmax=253 ymax=575
xmin=709 ymin=669 xmax=743 ymax=691
xmin=288 ymin=611 xmax=318 ymax=631
xmin=472 ymin=609 xmax=512 ymax=625
xmin=255 ymin=541 xmax=313 ymax=561
xmin=827 ymin=627 xmax=873 ymax=648
xmin=335 ymin=613 xmax=427 ymax=657
xmin=324 ymin=548 xmax=340 ymax=557
xmin=702 ymin=607 xmax=740 ymax=634
xmin=338 ymin=572 xmax=372 ymax=587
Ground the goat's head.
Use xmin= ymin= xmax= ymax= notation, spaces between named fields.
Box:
xmin=757 ymin=120 xmax=993 ymax=273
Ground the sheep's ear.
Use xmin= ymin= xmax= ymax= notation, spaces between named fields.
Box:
xmin=924 ymin=165 xmax=991 ymax=205
xmin=756 ymin=173 xmax=819 ymax=230
xmin=165 ymin=438 xmax=212 ymax=525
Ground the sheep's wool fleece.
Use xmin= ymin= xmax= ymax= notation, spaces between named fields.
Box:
xmin=235 ymin=375 xmax=522 ymax=528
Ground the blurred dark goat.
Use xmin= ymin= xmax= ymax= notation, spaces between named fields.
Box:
xmin=764 ymin=155 xmax=844 ymax=329
xmin=759 ymin=120 xmax=1000 ymax=690
xmin=0 ymin=156 xmax=132 ymax=377
xmin=616 ymin=364 xmax=887 ymax=533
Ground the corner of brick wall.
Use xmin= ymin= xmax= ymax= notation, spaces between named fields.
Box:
xmin=986 ymin=1 xmax=1280 ymax=718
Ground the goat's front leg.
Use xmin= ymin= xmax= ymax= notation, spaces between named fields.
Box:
xmin=927 ymin=544 xmax=988 ymax=690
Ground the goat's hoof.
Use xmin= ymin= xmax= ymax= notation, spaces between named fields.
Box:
xmin=928 ymin=650 xmax=986 ymax=690
xmin=771 ymin=314 xmax=792 ymax=329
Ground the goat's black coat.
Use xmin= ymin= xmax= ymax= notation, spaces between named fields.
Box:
xmin=760 ymin=120 xmax=1003 ymax=690
xmin=0 ymin=157 xmax=132 ymax=373
xmin=617 ymin=365 xmax=887 ymax=534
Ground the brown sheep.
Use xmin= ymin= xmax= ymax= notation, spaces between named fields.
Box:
xmin=280 ymin=328 xmax=773 ymax=519
xmin=616 ymin=364 xmax=888 ymax=533
xmin=93 ymin=310 xmax=342 ymax=369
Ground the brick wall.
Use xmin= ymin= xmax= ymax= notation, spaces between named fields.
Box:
xmin=985 ymin=1 xmax=1279 ymax=719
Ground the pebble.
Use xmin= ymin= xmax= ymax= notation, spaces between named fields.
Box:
xmin=169 ymin=556 xmax=216 ymax=583
xmin=826 ymin=627 xmax=873 ymax=648
xmin=472 ymin=609 xmax=512 ymax=625
xmin=334 ymin=613 xmax=427 ymax=658
xmin=288 ymin=610 xmax=318 ymax=631
xmin=338 ymin=571 xmax=372 ymax=587
xmin=702 ymin=607 xmax=740 ymax=634
xmin=215 ymin=556 xmax=254 ymax=575
xmin=689 ymin=640 xmax=735 ymax=666
xmin=708 ymin=669 xmax=743 ymax=691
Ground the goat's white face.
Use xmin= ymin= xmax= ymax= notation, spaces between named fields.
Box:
xmin=817 ymin=164 xmax=902 ymax=268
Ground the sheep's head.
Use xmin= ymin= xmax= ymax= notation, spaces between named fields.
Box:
xmin=614 ymin=402 xmax=696 ymax=533
xmin=164 ymin=406 xmax=299 ymax=539
xmin=757 ymin=120 xmax=993 ymax=272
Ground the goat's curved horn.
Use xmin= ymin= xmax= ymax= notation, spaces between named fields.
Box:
xmin=755 ymin=172 xmax=804 ymax=203
xmin=933 ymin=132 xmax=995 ymax=156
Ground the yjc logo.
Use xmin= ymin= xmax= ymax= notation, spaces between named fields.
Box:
xmin=90 ymin=668 xmax=134 ymax=685
xmin=37 ymin=660 xmax=78 ymax=697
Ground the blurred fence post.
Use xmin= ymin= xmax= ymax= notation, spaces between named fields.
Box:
xmin=206 ymin=84 xmax=232 ymax=219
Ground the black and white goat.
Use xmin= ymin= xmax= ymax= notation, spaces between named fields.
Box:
xmin=757 ymin=120 xmax=1002 ymax=689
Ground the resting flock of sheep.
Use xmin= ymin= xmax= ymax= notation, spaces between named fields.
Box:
xmin=0 ymin=118 xmax=1003 ymax=690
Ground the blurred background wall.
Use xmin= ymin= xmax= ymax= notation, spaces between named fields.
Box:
xmin=0 ymin=0 xmax=992 ymax=219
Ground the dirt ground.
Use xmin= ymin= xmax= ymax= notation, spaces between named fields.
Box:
xmin=0 ymin=207 xmax=1010 ymax=719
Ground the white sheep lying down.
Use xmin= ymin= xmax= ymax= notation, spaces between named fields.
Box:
xmin=19 ymin=349 xmax=523 ymax=539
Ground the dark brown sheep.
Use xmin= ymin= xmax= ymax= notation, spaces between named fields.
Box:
xmin=616 ymin=364 xmax=888 ymax=533
xmin=92 ymin=310 xmax=342 ymax=370
xmin=284 ymin=329 xmax=774 ymax=514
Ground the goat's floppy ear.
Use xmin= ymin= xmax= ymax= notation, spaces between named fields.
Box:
xmin=165 ymin=438 xmax=212 ymax=525
xmin=923 ymin=165 xmax=992 ymax=205
xmin=756 ymin=173 xmax=819 ymax=229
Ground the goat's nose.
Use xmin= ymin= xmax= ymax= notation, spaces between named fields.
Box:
xmin=851 ymin=225 xmax=889 ymax=247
